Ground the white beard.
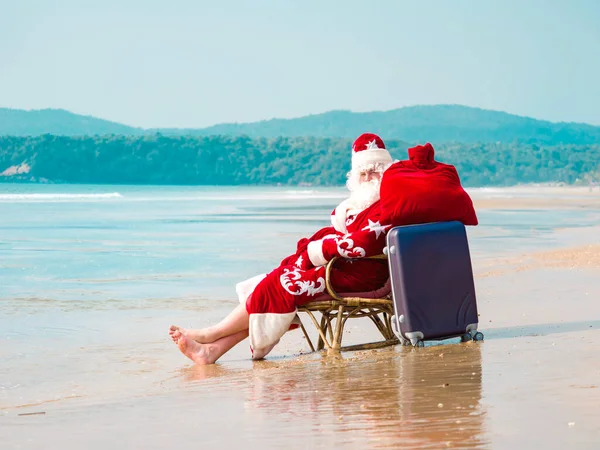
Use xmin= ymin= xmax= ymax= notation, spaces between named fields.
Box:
xmin=348 ymin=178 xmax=381 ymax=211
xmin=332 ymin=175 xmax=383 ymax=233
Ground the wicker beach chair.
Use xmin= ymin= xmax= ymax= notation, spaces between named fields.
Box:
xmin=297 ymin=254 xmax=399 ymax=353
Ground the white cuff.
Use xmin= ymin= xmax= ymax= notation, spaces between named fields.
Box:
xmin=307 ymin=240 xmax=328 ymax=267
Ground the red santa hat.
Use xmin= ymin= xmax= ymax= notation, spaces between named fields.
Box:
xmin=351 ymin=133 xmax=393 ymax=171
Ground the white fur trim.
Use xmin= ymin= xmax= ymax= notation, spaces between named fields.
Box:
xmin=331 ymin=199 xmax=352 ymax=233
xmin=251 ymin=340 xmax=279 ymax=360
xmin=331 ymin=199 xmax=365 ymax=233
xmin=352 ymin=148 xmax=393 ymax=170
xmin=249 ymin=311 xmax=297 ymax=359
xmin=307 ymin=239 xmax=328 ymax=267
xmin=235 ymin=273 xmax=267 ymax=304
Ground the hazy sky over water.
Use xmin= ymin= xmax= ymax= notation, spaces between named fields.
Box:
xmin=1 ymin=0 xmax=599 ymax=128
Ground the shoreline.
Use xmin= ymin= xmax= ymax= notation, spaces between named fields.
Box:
xmin=2 ymin=180 xmax=600 ymax=190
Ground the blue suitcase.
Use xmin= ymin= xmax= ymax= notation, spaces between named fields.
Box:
xmin=385 ymin=221 xmax=483 ymax=346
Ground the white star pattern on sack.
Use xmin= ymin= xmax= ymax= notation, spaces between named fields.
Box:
xmin=361 ymin=219 xmax=391 ymax=239
xmin=364 ymin=139 xmax=380 ymax=150
xmin=295 ymin=255 xmax=303 ymax=268
xmin=280 ymin=267 xmax=326 ymax=296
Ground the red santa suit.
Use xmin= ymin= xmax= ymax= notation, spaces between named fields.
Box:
xmin=237 ymin=133 xmax=393 ymax=359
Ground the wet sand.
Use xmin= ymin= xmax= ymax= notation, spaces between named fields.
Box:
xmin=471 ymin=186 xmax=600 ymax=211
xmin=2 ymin=194 xmax=600 ymax=449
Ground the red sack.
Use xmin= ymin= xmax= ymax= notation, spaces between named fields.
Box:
xmin=380 ymin=143 xmax=478 ymax=226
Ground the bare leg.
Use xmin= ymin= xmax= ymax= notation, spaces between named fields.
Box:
xmin=174 ymin=328 xmax=249 ymax=365
xmin=170 ymin=303 xmax=250 ymax=344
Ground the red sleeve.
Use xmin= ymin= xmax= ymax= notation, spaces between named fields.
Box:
xmin=305 ymin=220 xmax=390 ymax=266
xmin=279 ymin=225 xmax=339 ymax=267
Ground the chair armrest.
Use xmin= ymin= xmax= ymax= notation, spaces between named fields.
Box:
xmin=324 ymin=254 xmax=388 ymax=301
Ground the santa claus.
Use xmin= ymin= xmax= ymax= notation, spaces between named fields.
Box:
xmin=169 ymin=133 xmax=395 ymax=364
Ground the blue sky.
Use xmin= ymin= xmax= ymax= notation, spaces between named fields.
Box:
xmin=1 ymin=0 xmax=599 ymax=128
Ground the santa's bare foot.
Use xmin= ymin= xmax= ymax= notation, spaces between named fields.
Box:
xmin=169 ymin=325 xmax=216 ymax=344
xmin=173 ymin=329 xmax=218 ymax=365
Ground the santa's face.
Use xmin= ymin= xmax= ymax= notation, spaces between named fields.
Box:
xmin=359 ymin=170 xmax=381 ymax=184
xmin=349 ymin=169 xmax=381 ymax=210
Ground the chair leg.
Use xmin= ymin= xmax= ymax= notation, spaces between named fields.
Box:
xmin=331 ymin=305 xmax=345 ymax=351
xmin=326 ymin=313 xmax=334 ymax=343
xmin=368 ymin=309 xmax=388 ymax=339
xmin=317 ymin=314 xmax=327 ymax=351
xmin=302 ymin=310 xmax=332 ymax=351
xmin=370 ymin=310 xmax=397 ymax=341
xmin=383 ymin=312 xmax=396 ymax=341
xmin=298 ymin=318 xmax=315 ymax=352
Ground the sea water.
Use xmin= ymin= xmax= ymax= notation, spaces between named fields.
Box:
xmin=2 ymin=184 xmax=598 ymax=305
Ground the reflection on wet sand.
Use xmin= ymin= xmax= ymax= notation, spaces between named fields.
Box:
xmin=241 ymin=344 xmax=485 ymax=449
xmin=180 ymin=363 xmax=241 ymax=382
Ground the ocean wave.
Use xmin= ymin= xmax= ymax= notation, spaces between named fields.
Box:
xmin=0 ymin=193 xmax=123 ymax=201
xmin=283 ymin=189 xmax=318 ymax=195
xmin=117 ymin=194 xmax=346 ymax=202
xmin=193 ymin=194 xmax=346 ymax=200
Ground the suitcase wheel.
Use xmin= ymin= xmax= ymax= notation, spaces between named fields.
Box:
xmin=461 ymin=333 xmax=473 ymax=343
xmin=461 ymin=331 xmax=484 ymax=343
xmin=472 ymin=331 xmax=484 ymax=342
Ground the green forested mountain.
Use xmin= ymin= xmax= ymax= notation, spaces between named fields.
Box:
xmin=0 ymin=108 xmax=139 ymax=136
xmin=2 ymin=105 xmax=600 ymax=145
xmin=164 ymin=105 xmax=600 ymax=145
xmin=1 ymin=135 xmax=599 ymax=187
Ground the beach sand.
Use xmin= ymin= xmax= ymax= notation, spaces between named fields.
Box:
xmin=2 ymin=194 xmax=600 ymax=449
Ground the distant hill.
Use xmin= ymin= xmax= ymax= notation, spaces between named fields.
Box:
xmin=169 ymin=105 xmax=600 ymax=144
xmin=2 ymin=105 xmax=600 ymax=145
xmin=0 ymin=108 xmax=139 ymax=136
